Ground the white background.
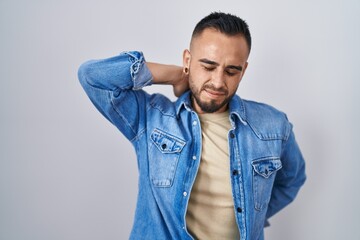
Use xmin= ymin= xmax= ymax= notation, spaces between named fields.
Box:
xmin=1 ymin=0 xmax=359 ymax=239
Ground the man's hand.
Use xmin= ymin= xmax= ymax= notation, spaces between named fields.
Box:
xmin=146 ymin=62 xmax=189 ymax=97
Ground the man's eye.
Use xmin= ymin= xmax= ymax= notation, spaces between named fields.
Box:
xmin=203 ymin=66 xmax=215 ymax=71
xmin=226 ymin=71 xmax=236 ymax=76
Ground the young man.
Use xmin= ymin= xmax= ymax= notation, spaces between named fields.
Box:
xmin=78 ymin=12 xmax=306 ymax=240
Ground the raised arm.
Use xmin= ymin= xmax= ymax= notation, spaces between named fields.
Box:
xmin=78 ymin=51 xmax=188 ymax=141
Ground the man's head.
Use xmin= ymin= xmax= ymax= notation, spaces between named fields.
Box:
xmin=183 ymin=12 xmax=251 ymax=114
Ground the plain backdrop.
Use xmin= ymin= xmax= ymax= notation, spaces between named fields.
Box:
xmin=1 ymin=0 xmax=359 ymax=239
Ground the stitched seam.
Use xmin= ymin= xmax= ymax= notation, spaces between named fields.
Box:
xmin=149 ymin=101 xmax=177 ymax=118
xmin=130 ymin=127 xmax=146 ymax=143
xmin=109 ymin=92 xmax=137 ymax=137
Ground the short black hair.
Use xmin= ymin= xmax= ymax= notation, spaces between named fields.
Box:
xmin=192 ymin=12 xmax=252 ymax=53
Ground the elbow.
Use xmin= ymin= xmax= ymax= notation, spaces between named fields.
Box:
xmin=77 ymin=61 xmax=92 ymax=88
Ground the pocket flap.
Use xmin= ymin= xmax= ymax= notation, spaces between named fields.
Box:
xmin=150 ymin=129 xmax=186 ymax=154
xmin=251 ymin=157 xmax=282 ymax=178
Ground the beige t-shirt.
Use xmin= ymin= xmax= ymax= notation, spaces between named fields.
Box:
xmin=186 ymin=111 xmax=240 ymax=240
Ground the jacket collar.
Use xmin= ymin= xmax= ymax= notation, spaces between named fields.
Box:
xmin=175 ymin=91 xmax=247 ymax=125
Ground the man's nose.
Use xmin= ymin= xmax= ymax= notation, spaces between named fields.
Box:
xmin=211 ymin=70 xmax=226 ymax=89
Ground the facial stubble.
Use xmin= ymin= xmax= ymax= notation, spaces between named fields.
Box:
xmin=189 ymin=75 xmax=234 ymax=113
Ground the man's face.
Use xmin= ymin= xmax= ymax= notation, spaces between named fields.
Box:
xmin=183 ymin=28 xmax=249 ymax=114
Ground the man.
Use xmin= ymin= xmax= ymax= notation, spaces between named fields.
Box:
xmin=78 ymin=12 xmax=306 ymax=240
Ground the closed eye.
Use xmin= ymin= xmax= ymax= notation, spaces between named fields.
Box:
xmin=225 ymin=70 xmax=237 ymax=76
xmin=203 ymin=65 xmax=215 ymax=71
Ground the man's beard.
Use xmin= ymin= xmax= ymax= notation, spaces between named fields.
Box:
xmin=190 ymin=81 xmax=233 ymax=113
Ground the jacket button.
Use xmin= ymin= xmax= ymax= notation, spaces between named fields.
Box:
xmin=230 ymin=132 xmax=235 ymax=138
xmin=161 ymin=144 xmax=167 ymax=149
xmin=237 ymin=207 xmax=242 ymax=213
xmin=232 ymin=170 xmax=238 ymax=175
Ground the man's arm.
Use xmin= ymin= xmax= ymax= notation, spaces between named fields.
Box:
xmin=266 ymin=127 xmax=306 ymax=220
xmin=146 ymin=62 xmax=189 ymax=97
xmin=78 ymin=51 xmax=188 ymax=141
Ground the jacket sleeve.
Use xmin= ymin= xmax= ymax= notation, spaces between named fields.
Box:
xmin=266 ymin=123 xmax=306 ymax=220
xmin=78 ymin=51 xmax=153 ymax=141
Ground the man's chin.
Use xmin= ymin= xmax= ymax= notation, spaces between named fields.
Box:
xmin=196 ymin=99 xmax=227 ymax=113
xmin=191 ymin=91 xmax=229 ymax=113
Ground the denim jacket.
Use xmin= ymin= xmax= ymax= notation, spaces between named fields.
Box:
xmin=78 ymin=51 xmax=306 ymax=240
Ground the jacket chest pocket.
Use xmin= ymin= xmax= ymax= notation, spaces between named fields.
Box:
xmin=149 ymin=129 xmax=186 ymax=187
xmin=251 ymin=157 xmax=282 ymax=211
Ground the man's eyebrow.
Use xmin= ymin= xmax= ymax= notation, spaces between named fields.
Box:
xmin=199 ymin=58 xmax=219 ymax=66
xmin=199 ymin=58 xmax=243 ymax=71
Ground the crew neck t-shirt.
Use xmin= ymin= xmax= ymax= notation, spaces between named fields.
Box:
xmin=186 ymin=111 xmax=240 ymax=239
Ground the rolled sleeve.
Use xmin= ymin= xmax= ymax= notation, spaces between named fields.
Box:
xmin=124 ymin=51 xmax=153 ymax=90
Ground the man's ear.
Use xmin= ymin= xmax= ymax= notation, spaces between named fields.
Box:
xmin=182 ymin=49 xmax=191 ymax=68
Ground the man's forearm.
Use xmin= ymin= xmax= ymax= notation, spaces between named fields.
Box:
xmin=146 ymin=62 xmax=182 ymax=85
xmin=146 ymin=62 xmax=189 ymax=97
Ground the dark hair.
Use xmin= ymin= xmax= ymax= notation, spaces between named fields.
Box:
xmin=192 ymin=12 xmax=252 ymax=53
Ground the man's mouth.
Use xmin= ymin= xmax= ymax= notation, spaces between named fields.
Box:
xmin=203 ymin=88 xmax=227 ymax=99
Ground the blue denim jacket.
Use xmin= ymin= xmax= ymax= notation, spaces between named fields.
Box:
xmin=78 ymin=51 xmax=306 ymax=240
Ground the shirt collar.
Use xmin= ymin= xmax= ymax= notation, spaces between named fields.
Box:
xmin=175 ymin=91 xmax=192 ymax=116
xmin=175 ymin=91 xmax=247 ymax=125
